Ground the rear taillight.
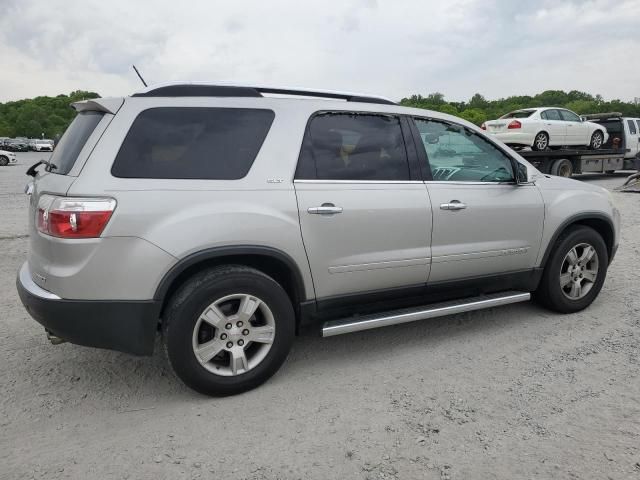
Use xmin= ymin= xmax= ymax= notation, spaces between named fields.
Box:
xmin=36 ymin=195 xmax=116 ymax=238
xmin=508 ymin=120 xmax=522 ymax=129
xmin=481 ymin=122 xmax=487 ymax=130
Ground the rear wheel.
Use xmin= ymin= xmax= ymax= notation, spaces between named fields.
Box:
xmin=163 ymin=265 xmax=295 ymax=396
xmin=550 ymin=158 xmax=573 ymax=177
xmin=535 ymin=226 xmax=608 ymax=313
xmin=589 ymin=130 xmax=604 ymax=150
xmin=532 ymin=132 xmax=549 ymax=151
xmin=0 ymin=156 xmax=8 ymax=166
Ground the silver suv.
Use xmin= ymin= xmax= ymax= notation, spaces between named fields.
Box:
xmin=17 ymin=83 xmax=621 ymax=395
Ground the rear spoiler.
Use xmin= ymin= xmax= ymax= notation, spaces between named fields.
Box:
xmin=71 ymin=97 xmax=124 ymax=115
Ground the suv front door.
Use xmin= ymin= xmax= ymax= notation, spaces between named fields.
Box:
xmin=411 ymin=117 xmax=545 ymax=283
xmin=294 ymin=112 xmax=432 ymax=300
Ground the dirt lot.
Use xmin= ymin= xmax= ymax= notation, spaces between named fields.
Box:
xmin=1 ymin=152 xmax=639 ymax=480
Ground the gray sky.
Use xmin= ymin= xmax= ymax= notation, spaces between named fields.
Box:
xmin=1 ymin=0 xmax=638 ymax=103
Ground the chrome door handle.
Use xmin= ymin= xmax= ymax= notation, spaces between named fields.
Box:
xmin=308 ymin=204 xmax=343 ymax=215
xmin=440 ymin=200 xmax=467 ymax=210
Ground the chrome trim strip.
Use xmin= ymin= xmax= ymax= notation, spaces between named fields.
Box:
xmin=328 ymin=257 xmax=431 ymax=274
xmin=322 ymin=291 xmax=530 ymax=337
xmin=18 ymin=262 xmax=61 ymax=300
xmin=294 ymin=180 xmax=424 ymax=184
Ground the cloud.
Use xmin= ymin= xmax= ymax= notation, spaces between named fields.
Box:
xmin=0 ymin=0 xmax=638 ymax=102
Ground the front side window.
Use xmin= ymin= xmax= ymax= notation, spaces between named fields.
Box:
xmin=295 ymin=113 xmax=410 ymax=181
xmin=627 ymin=119 xmax=637 ymax=135
xmin=413 ymin=118 xmax=514 ymax=182
xmin=559 ymin=110 xmax=581 ymax=122
xmin=112 ymin=108 xmax=274 ymax=179
xmin=542 ymin=109 xmax=562 ymax=121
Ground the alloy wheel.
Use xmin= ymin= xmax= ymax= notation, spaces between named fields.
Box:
xmin=191 ymin=293 xmax=276 ymax=376
xmin=559 ymin=243 xmax=599 ymax=300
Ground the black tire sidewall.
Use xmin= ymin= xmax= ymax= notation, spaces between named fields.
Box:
xmin=539 ymin=227 xmax=608 ymax=313
xmin=165 ymin=267 xmax=295 ymax=396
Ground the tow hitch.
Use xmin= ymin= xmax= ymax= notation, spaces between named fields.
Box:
xmin=46 ymin=330 xmax=66 ymax=345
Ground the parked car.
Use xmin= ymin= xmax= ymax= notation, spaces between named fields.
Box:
xmin=0 ymin=148 xmax=17 ymax=166
xmin=482 ymin=108 xmax=609 ymax=151
xmin=5 ymin=139 xmax=29 ymax=152
xmin=17 ymin=84 xmax=620 ymax=396
xmin=32 ymin=139 xmax=54 ymax=152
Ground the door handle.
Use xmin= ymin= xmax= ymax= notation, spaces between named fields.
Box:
xmin=440 ymin=200 xmax=467 ymax=210
xmin=308 ymin=203 xmax=343 ymax=215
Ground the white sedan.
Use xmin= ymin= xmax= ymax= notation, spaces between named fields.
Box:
xmin=0 ymin=149 xmax=17 ymax=166
xmin=482 ymin=107 xmax=608 ymax=151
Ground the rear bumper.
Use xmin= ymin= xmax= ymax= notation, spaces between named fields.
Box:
xmin=490 ymin=131 xmax=534 ymax=146
xmin=16 ymin=262 xmax=160 ymax=355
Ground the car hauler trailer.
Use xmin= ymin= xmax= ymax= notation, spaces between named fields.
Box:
xmin=519 ymin=147 xmax=628 ymax=177
xmin=517 ymin=112 xmax=637 ymax=177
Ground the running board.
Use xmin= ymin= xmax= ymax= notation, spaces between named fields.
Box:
xmin=322 ymin=291 xmax=530 ymax=337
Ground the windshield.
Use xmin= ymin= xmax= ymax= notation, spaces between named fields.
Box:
xmin=48 ymin=111 xmax=104 ymax=175
xmin=499 ymin=110 xmax=535 ymax=119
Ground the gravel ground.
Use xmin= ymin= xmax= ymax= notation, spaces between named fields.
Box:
xmin=1 ymin=152 xmax=639 ymax=480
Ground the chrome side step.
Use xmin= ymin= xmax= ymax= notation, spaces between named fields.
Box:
xmin=322 ymin=291 xmax=530 ymax=337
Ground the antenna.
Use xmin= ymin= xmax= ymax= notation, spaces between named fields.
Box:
xmin=132 ymin=65 xmax=148 ymax=87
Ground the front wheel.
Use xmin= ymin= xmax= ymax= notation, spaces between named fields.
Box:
xmin=589 ymin=131 xmax=604 ymax=150
xmin=163 ymin=265 xmax=295 ymax=396
xmin=0 ymin=156 xmax=8 ymax=166
xmin=535 ymin=226 xmax=608 ymax=313
xmin=532 ymin=132 xmax=549 ymax=151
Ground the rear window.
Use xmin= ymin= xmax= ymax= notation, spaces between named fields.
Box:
xmin=500 ymin=110 xmax=535 ymax=119
xmin=111 ymin=107 xmax=275 ymax=179
xmin=49 ymin=111 xmax=105 ymax=175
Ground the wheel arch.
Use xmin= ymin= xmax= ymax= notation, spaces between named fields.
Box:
xmin=540 ymin=213 xmax=615 ymax=268
xmin=532 ymin=130 xmax=549 ymax=147
xmin=154 ymin=246 xmax=309 ymax=321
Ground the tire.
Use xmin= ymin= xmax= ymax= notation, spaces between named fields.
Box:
xmin=0 ymin=156 xmax=8 ymax=166
xmin=589 ymin=130 xmax=604 ymax=150
xmin=163 ymin=265 xmax=295 ymax=396
xmin=535 ymin=226 xmax=608 ymax=313
xmin=532 ymin=132 xmax=549 ymax=151
xmin=550 ymin=158 xmax=573 ymax=177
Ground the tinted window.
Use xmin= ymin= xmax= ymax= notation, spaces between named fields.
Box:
xmin=296 ymin=113 xmax=410 ymax=181
xmin=112 ymin=108 xmax=274 ymax=179
xmin=636 ymin=120 xmax=640 ymax=132
xmin=559 ymin=110 xmax=581 ymax=122
xmin=413 ymin=118 xmax=514 ymax=182
xmin=500 ymin=110 xmax=535 ymax=119
xmin=542 ymin=109 xmax=561 ymax=121
xmin=48 ymin=111 xmax=104 ymax=175
xmin=627 ymin=119 xmax=637 ymax=135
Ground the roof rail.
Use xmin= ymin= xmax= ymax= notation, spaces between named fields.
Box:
xmin=131 ymin=82 xmax=397 ymax=105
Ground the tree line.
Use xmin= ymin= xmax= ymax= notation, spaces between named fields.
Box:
xmin=0 ymin=91 xmax=99 ymax=139
xmin=400 ymin=90 xmax=640 ymax=125
xmin=1 ymin=89 xmax=639 ymax=139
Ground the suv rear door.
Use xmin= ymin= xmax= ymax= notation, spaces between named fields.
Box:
xmin=411 ymin=117 xmax=544 ymax=283
xmin=294 ymin=112 xmax=432 ymax=300
xmin=26 ymin=102 xmax=118 ymax=291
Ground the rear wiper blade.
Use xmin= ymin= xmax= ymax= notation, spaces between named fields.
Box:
xmin=26 ymin=160 xmax=56 ymax=177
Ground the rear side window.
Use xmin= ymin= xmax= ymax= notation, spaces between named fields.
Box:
xmin=541 ymin=109 xmax=561 ymax=121
xmin=112 ymin=108 xmax=275 ymax=179
xmin=295 ymin=113 xmax=410 ymax=181
xmin=627 ymin=119 xmax=637 ymax=135
xmin=49 ymin=111 xmax=104 ymax=175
